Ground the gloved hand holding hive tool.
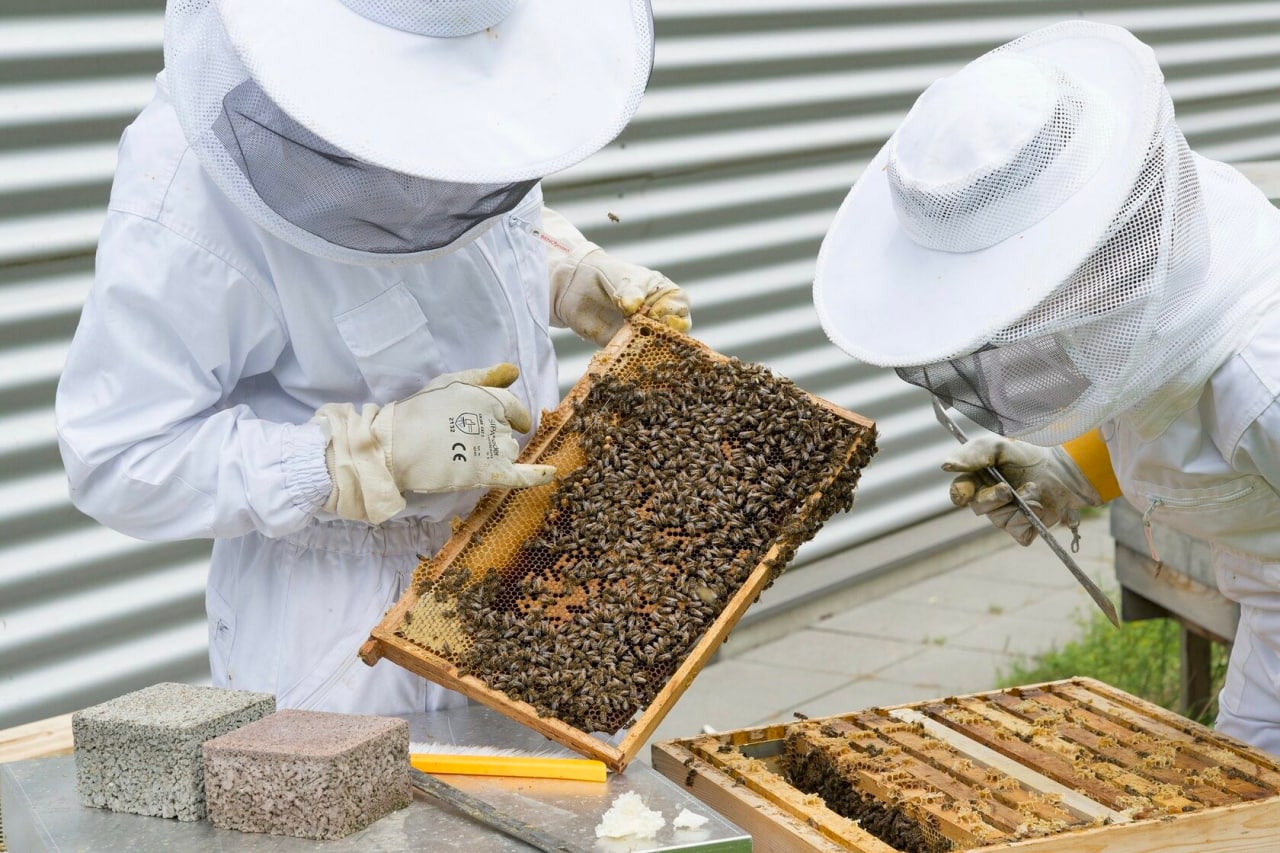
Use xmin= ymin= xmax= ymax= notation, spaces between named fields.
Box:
xmin=312 ymin=364 xmax=558 ymax=526
xmin=944 ymin=435 xmax=1101 ymax=548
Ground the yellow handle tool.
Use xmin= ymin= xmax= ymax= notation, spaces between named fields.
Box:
xmin=410 ymin=752 xmax=607 ymax=783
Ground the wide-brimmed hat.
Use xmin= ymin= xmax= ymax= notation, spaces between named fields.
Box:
xmin=168 ymin=0 xmax=653 ymax=183
xmin=813 ymin=22 xmax=1165 ymax=367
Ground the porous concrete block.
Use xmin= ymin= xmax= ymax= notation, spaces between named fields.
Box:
xmin=203 ymin=709 xmax=410 ymax=840
xmin=73 ymin=682 xmax=275 ymax=821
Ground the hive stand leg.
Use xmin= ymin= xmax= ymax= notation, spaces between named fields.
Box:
xmin=1180 ymin=626 xmax=1212 ymax=719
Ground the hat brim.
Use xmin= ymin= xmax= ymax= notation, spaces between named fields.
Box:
xmin=814 ymin=22 xmax=1163 ymax=367
xmin=215 ymin=0 xmax=652 ymax=182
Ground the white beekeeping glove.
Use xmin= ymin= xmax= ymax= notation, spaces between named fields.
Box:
xmin=313 ymin=363 xmax=556 ymax=525
xmin=540 ymin=206 xmax=691 ymax=346
xmin=943 ymin=435 xmax=1100 ymax=546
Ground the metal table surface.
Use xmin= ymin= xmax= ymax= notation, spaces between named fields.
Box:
xmin=0 ymin=705 xmax=750 ymax=853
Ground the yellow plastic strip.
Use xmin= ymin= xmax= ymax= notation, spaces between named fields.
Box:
xmin=410 ymin=753 xmax=608 ymax=783
xmin=1062 ymin=428 xmax=1122 ymax=504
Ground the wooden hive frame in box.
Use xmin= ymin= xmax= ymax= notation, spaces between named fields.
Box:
xmin=652 ymin=677 xmax=1280 ymax=852
xmin=360 ymin=316 xmax=877 ymax=771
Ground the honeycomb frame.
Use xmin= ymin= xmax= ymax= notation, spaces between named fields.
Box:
xmin=653 ymin=678 xmax=1280 ymax=852
xmin=360 ymin=316 xmax=876 ymax=771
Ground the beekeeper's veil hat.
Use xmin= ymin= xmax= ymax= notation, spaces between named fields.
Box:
xmin=814 ymin=21 xmax=1280 ymax=445
xmin=163 ymin=0 xmax=653 ymax=264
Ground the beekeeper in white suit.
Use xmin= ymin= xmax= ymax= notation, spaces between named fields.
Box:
xmin=814 ymin=20 xmax=1280 ymax=754
xmin=55 ymin=0 xmax=690 ymax=716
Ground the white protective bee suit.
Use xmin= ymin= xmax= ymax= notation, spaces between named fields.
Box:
xmin=55 ymin=0 xmax=688 ymax=716
xmin=813 ymin=22 xmax=1280 ymax=754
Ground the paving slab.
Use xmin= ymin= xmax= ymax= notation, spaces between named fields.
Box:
xmin=771 ymin=679 xmax=960 ymax=724
xmin=739 ymin=629 xmax=924 ymax=678
xmin=885 ymin=569 xmax=1057 ymax=615
xmin=958 ymin=515 xmax=1114 ymax=591
xmin=946 ymin=613 xmax=1087 ymax=658
xmin=815 ymin=597 xmax=986 ymax=643
xmin=1016 ymin=585 xmax=1104 ymax=627
xmin=866 ymin=644 xmax=1022 ymax=692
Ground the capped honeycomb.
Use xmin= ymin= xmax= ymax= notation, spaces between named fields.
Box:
xmin=364 ymin=316 xmax=876 ymax=765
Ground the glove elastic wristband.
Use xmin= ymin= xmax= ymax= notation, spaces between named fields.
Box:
xmin=1061 ymin=428 xmax=1121 ymax=503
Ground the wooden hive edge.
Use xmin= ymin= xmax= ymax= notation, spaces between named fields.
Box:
xmin=966 ymin=796 xmax=1280 ymax=852
xmin=0 ymin=713 xmax=74 ymax=763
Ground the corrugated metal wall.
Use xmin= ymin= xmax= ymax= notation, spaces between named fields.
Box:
xmin=4 ymin=1 xmax=1280 ymax=729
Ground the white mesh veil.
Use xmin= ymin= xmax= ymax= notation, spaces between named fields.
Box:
xmin=213 ymin=80 xmax=537 ymax=256
xmin=892 ymin=29 xmax=1280 ymax=446
xmin=164 ymin=0 xmax=537 ymax=265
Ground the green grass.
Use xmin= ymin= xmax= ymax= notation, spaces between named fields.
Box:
xmin=997 ymin=604 xmax=1229 ymax=726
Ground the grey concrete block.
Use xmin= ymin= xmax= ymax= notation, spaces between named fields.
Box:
xmin=72 ymin=682 xmax=275 ymax=821
xmin=203 ymin=709 xmax=410 ymax=840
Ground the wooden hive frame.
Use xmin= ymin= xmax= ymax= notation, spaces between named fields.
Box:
xmin=652 ymin=678 xmax=1280 ymax=852
xmin=360 ymin=316 xmax=877 ymax=772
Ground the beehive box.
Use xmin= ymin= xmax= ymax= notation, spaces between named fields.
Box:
xmin=360 ymin=316 xmax=877 ymax=771
xmin=652 ymin=678 xmax=1280 ymax=852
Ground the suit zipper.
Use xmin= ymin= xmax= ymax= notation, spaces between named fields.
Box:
xmin=1141 ymin=498 xmax=1164 ymax=572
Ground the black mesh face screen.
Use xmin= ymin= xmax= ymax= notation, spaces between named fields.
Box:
xmin=213 ymin=81 xmax=538 ymax=254
xmin=896 ymin=337 xmax=1090 ymax=437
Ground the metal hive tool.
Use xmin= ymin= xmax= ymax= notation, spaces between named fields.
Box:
xmin=360 ymin=316 xmax=877 ymax=771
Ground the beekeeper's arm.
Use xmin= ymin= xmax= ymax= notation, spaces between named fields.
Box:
xmin=56 ymin=215 xmax=555 ymax=540
xmin=944 ymin=429 xmax=1121 ymax=545
xmin=55 ymin=213 xmax=328 ymax=541
xmin=539 ymin=206 xmax=692 ymax=345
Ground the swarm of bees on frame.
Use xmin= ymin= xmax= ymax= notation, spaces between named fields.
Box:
xmin=406 ymin=328 xmax=877 ymax=734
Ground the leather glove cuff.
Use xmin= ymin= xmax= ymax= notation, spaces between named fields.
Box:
xmin=314 ymin=402 xmax=405 ymax=525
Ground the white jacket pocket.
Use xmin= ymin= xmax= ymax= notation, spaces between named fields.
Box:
xmin=1130 ymin=474 xmax=1280 ymax=558
xmin=335 ymin=281 xmax=444 ymax=400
